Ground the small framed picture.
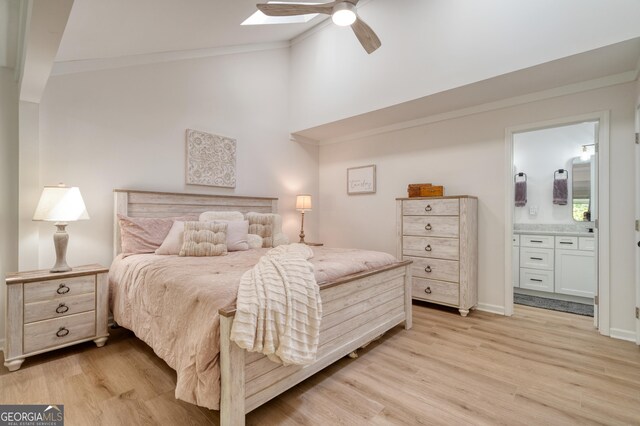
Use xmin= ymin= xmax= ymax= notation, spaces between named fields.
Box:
xmin=347 ymin=165 xmax=376 ymax=195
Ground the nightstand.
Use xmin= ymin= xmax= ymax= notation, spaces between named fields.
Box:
xmin=4 ymin=264 xmax=109 ymax=371
xmin=304 ymin=243 xmax=324 ymax=247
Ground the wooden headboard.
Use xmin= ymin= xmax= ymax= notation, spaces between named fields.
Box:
xmin=113 ymin=189 xmax=278 ymax=257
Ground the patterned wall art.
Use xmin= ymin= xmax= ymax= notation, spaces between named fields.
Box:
xmin=185 ymin=129 xmax=237 ymax=188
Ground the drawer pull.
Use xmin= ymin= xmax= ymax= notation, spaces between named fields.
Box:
xmin=424 ymin=224 xmax=432 ymax=231
xmin=530 ymin=240 xmax=543 ymax=243
xmin=57 ymin=283 xmax=70 ymax=294
xmin=559 ymin=241 xmax=573 ymax=245
xmin=530 ymin=257 xmax=543 ymax=260
xmin=56 ymin=327 xmax=70 ymax=338
xmin=55 ymin=303 xmax=69 ymax=314
xmin=424 ymin=205 xmax=432 ymax=212
xmin=424 ymin=287 xmax=432 ymax=294
xmin=530 ymin=278 xmax=543 ymax=282
xmin=425 ymin=245 xmax=432 ymax=252
xmin=424 ymin=266 xmax=432 ymax=273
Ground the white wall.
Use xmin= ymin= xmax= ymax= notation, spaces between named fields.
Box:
xmin=290 ymin=0 xmax=640 ymax=131
xmin=513 ymin=122 xmax=596 ymax=225
xmin=0 ymin=67 xmax=19 ymax=348
xmin=38 ymin=48 xmax=319 ymax=271
xmin=318 ymin=83 xmax=637 ymax=333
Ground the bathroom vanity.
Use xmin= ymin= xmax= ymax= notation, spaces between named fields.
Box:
xmin=513 ymin=228 xmax=595 ymax=302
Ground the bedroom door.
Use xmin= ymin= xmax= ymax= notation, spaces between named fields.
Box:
xmin=635 ymin=105 xmax=640 ymax=345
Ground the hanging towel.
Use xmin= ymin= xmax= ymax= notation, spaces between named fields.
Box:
xmin=553 ymin=177 xmax=568 ymax=205
xmin=515 ymin=181 xmax=527 ymax=207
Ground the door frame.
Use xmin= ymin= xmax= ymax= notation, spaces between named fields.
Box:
xmin=635 ymin=104 xmax=640 ymax=345
xmin=504 ymin=111 xmax=610 ymax=336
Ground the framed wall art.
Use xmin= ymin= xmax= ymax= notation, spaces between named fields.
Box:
xmin=185 ymin=129 xmax=236 ymax=188
xmin=347 ymin=164 xmax=376 ymax=195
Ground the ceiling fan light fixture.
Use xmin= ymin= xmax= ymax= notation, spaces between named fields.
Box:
xmin=332 ymin=2 xmax=357 ymax=26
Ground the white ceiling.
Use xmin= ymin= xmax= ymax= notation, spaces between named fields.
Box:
xmin=55 ymin=0 xmax=328 ymax=62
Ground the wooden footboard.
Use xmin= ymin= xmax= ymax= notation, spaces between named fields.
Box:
xmin=218 ymin=261 xmax=412 ymax=425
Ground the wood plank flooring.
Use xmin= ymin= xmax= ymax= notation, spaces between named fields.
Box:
xmin=2 ymin=303 xmax=639 ymax=425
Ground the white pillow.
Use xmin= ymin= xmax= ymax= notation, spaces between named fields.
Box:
xmin=155 ymin=220 xmax=185 ymax=255
xmin=247 ymin=234 xmax=263 ymax=249
xmin=215 ymin=220 xmax=249 ymax=251
xmin=245 ymin=212 xmax=289 ymax=247
xmin=156 ymin=220 xmax=250 ymax=254
xmin=199 ymin=211 xmax=244 ymax=222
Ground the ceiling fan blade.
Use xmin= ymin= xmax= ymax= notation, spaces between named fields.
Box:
xmin=257 ymin=2 xmax=335 ymax=17
xmin=351 ymin=17 xmax=381 ymax=54
xmin=344 ymin=0 xmax=360 ymax=4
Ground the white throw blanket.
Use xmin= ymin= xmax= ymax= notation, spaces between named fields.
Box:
xmin=230 ymin=243 xmax=322 ymax=365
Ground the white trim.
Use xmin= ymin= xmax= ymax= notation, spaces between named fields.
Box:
xmin=51 ymin=41 xmax=291 ymax=76
xmin=476 ymin=303 xmax=505 ymax=315
xmin=609 ymin=328 xmax=636 ymax=342
xmin=504 ymin=111 xmax=610 ymax=336
xmin=0 ymin=337 xmax=5 ymax=354
xmin=298 ymin=71 xmax=636 ymax=146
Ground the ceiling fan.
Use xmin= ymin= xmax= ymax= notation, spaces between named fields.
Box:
xmin=256 ymin=1 xmax=381 ymax=54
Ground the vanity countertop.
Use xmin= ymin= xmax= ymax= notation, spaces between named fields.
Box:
xmin=514 ymin=230 xmax=594 ymax=237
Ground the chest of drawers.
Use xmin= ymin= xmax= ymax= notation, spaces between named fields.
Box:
xmin=4 ymin=264 xmax=109 ymax=371
xmin=396 ymin=196 xmax=478 ymax=316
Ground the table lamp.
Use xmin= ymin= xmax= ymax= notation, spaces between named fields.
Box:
xmin=33 ymin=184 xmax=90 ymax=273
xmin=296 ymin=194 xmax=312 ymax=244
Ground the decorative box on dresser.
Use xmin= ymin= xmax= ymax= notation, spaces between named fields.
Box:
xmin=396 ymin=196 xmax=478 ymax=316
xmin=4 ymin=264 xmax=109 ymax=371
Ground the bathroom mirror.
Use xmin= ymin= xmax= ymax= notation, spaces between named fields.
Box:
xmin=572 ymin=158 xmax=592 ymax=222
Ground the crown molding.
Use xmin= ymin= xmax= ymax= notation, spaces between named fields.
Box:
xmin=295 ymin=70 xmax=637 ymax=146
xmin=51 ymin=40 xmax=291 ymax=76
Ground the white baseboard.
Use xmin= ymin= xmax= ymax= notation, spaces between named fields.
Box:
xmin=609 ymin=328 xmax=636 ymax=342
xmin=476 ymin=303 xmax=506 ymax=315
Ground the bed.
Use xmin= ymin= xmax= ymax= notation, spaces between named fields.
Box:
xmin=111 ymin=189 xmax=412 ymax=425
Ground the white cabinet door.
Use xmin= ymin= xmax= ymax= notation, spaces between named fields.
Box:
xmin=512 ymin=246 xmax=520 ymax=287
xmin=555 ymin=249 xmax=596 ymax=297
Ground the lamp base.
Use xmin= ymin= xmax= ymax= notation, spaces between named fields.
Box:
xmin=298 ymin=211 xmax=306 ymax=244
xmin=51 ymin=223 xmax=72 ymax=273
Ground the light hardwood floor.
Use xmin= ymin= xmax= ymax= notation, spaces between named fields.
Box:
xmin=2 ymin=303 xmax=639 ymax=425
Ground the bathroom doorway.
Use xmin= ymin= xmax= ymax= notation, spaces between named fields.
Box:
xmin=505 ymin=112 xmax=610 ymax=333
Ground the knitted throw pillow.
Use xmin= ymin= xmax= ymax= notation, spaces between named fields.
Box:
xmin=179 ymin=222 xmax=228 ymax=257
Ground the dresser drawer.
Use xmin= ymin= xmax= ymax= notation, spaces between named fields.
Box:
xmin=403 ymin=236 xmax=459 ymax=260
xmin=520 ymin=247 xmax=554 ymax=270
xmin=520 ymin=235 xmax=554 ymax=249
xmin=555 ymin=236 xmax=578 ymax=250
xmin=519 ymin=268 xmax=554 ymax=292
xmin=24 ymin=275 xmax=95 ymax=303
xmin=406 ymin=256 xmax=459 ymax=283
xmin=412 ymin=278 xmax=459 ymax=306
xmin=24 ymin=292 xmax=96 ymax=324
xmin=403 ymin=216 xmax=459 ymax=238
xmin=23 ymin=311 xmax=96 ymax=354
xmin=403 ymin=199 xmax=459 ymax=216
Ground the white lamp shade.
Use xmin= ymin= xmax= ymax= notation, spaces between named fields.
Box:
xmin=296 ymin=194 xmax=312 ymax=212
xmin=33 ymin=186 xmax=90 ymax=222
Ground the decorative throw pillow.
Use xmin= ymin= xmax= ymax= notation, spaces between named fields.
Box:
xmin=214 ymin=220 xmax=249 ymax=251
xmin=179 ymin=222 xmax=228 ymax=257
xmin=155 ymin=220 xmax=185 ymax=255
xmin=247 ymin=234 xmax=263 ymax=249
xmin=118 ymin=215 xmax=194 ymax=254
xmin=199 ymin=211 xmax=244 ymax=222
xmin=245 ymin=212 xmax=289 ymax=248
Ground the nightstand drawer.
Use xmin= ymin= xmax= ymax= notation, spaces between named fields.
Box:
xmin=403 ymin=216 xmax=459 ymax=238
xmin=412 ymin=278 xmax=459 ymax=306
xmin=403 ymin=199 xmax=459 ymax=216
xmin=24 ymin=292 xmax=96 ymax=324
xmin=23 ymin=311 xmax=96 ymax=354
xmin=24 ymin=275 xmax=95 ymax=303
xmin=406 ymin=256 xmax=459 ymax=283
xmin=403 ymin=236 xmax=459 ymax=260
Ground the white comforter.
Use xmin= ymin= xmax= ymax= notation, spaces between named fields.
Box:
xmin=230 ymin=244 xmax=322 ymax=365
